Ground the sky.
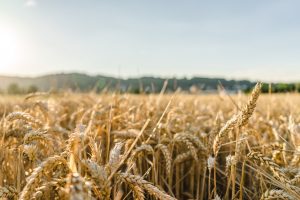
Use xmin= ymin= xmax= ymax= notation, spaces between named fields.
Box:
xmin=0 ymin=0 xmax=300 ymax=82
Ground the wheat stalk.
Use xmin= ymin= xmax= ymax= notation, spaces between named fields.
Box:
xmin=260 ymin=189 xmax=294 ymax=200
xmin=213 ymin=82 xmax=262 ymax=156
xmin=118 ymin=172 xmax=177 ymax=200
xmin=19 ymin=155 xmax=68 ymax=200
xmin=7 ymin=112 xmax=43 ymax=128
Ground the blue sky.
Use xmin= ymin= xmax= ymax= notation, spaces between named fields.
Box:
xmin=0 ymin=0 xmax=299 ymax=81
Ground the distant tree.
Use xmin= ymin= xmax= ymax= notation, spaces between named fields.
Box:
xmin=261 ymin=83 xmax=270 ymax=93
xmin=95 ymin=79 xmax=106 ymax=93
xmin=27 ymin=85 xmax=38 ymax=93
xmin=130 ymin=87 xmax=140 ymax=94
xmin=7 ymin=83 xmax=21 ymax=94
xmin=296 ymin=83 xmax=300 ymax=92
xmin=274 ymin=83 xmax=291 ymax=92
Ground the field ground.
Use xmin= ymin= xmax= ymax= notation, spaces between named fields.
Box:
xmin=1 ymin=87 xmax=300 ymax=200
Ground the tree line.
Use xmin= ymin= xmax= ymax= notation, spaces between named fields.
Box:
xmin=1 ymin=81 xmax=300 ymax=94
xmin=1 ymin=83 xmax=38 ymax=94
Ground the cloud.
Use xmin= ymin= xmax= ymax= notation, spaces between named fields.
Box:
xmin=25 ymin=0 xmax=37 ymax=7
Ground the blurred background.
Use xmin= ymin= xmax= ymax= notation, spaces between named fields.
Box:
xmin=0 ymin=0 xmax=299 ymax=94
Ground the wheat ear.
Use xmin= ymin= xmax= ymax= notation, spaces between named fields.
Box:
xmin=118 ymin=172 xmax=177 ymax=200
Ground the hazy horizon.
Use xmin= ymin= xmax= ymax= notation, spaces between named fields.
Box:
xmin=1 ymin=0 xmax=300 ymax=82
xmin=0 ymin=70 xmax=297 ymax=84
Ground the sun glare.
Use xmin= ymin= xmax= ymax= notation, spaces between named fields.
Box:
xmin=0 ymin=27 xmax=19 ymax=69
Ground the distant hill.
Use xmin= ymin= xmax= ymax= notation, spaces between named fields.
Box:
xmin=0 ymin=73 xmax=112 ymax=92
xmin=0 ymin=73 xmax=298 ymax=94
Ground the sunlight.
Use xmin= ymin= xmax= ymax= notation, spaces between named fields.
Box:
xmin=25 ymin=0 xmax=37 ymax=7
xmin=0 ymin=27 xmax=19 ymax=68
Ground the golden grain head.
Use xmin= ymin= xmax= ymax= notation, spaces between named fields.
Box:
xmin=1 ymin=83 xmax=300 ymax=200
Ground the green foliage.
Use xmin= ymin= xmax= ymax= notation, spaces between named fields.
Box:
xmin=273 ymin=83 xmax=295 ymax=93
xmin=130 ymin=87 xmax=141 ymax=94
xmin=1 ymin=73 xmax=299 ymax=94
xmin=7 ymin=83 xmax=22 ymax=94
xmin=258 ymin=83 xmax=298 ymax=93
xmin=7 ymin=83 xmax=40 ymax=94
xmin=27 ymin=85 xmax=38 ymax=93
xmin=94 ymin=78 xmax=107 ymax=92
xmin=296 ymin=83 xmax=300 ymax=92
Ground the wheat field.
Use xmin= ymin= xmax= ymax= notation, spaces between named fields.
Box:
xmin=1 ymin=83 xmax=300 ymax=200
